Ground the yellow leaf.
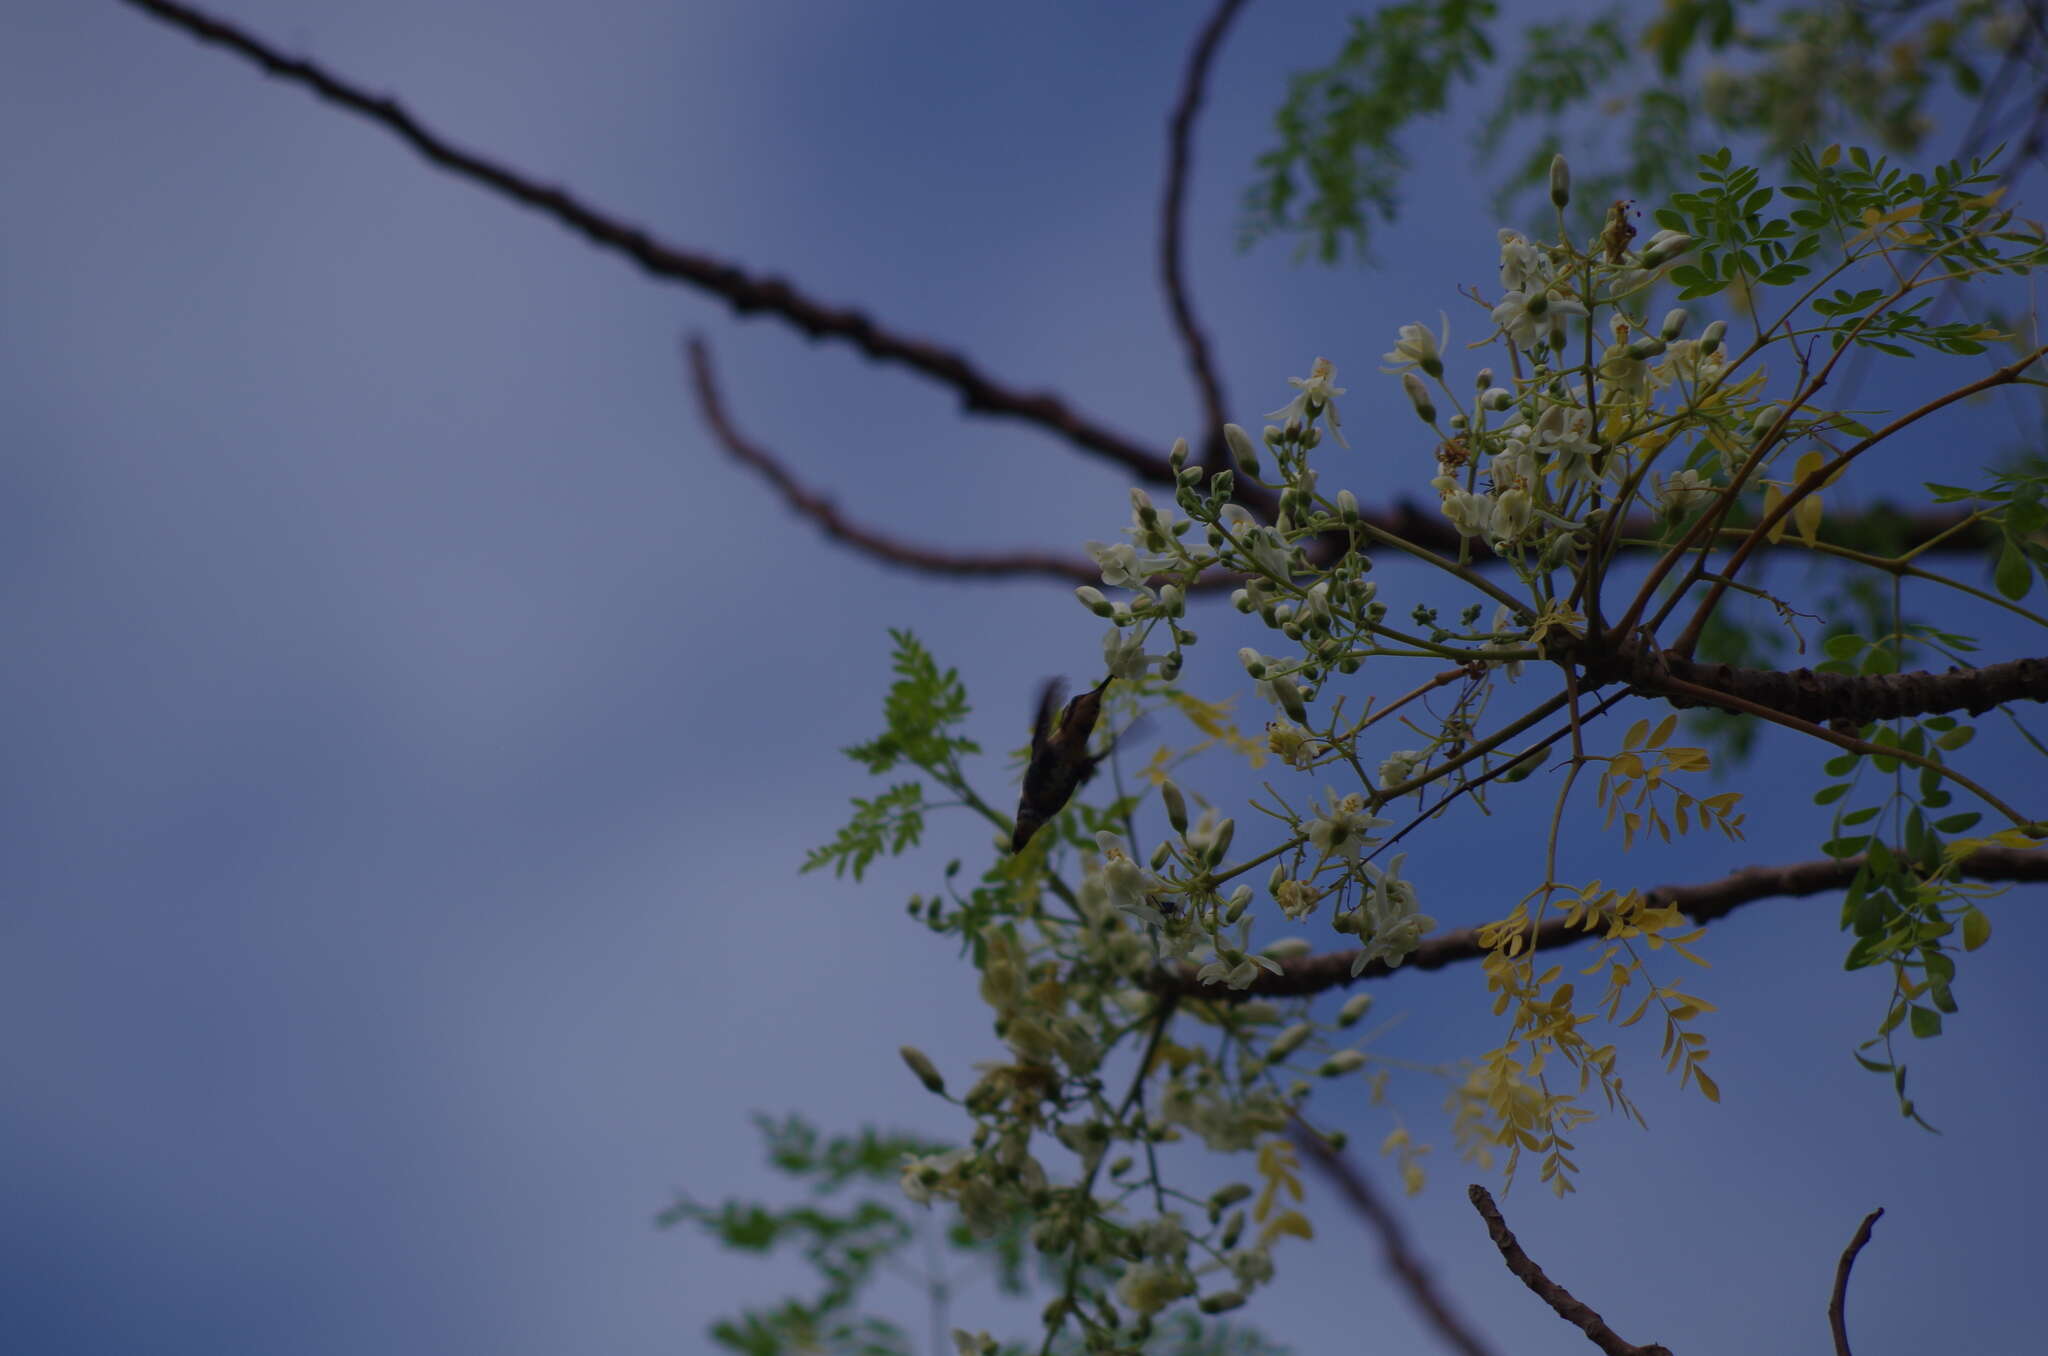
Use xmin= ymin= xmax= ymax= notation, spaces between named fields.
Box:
xmin=1762 ymin=484 xmax=1787 ymax=543
xmin=1820 ymin=143 xmax=1841 ymax=167
xmin=1693 ymin=1068 xmax=1721 ymax=1102
xmin=1258 ymin=1209 xmax=1314 ymax=1245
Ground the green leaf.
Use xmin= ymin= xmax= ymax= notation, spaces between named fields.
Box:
xmin=1996 ymin=539 xmax=2032 ymax=600
xmin=1908 ymin=1004 xmax=1943 ymax=1039
xmin=1961 ymin=906 xmax=1992 ymax=951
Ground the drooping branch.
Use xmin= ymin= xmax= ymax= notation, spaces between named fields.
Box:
xmin=1466 ymin=1185 xmax=1673 ymax=1356
xmin=1828 ymin=1208 xmax=1885 ymax=1356
xmin=1161 ymin=0 xmax=1249 ymax=468
xmin=1154 ymin=847 xmax=2046 ymax=1000
xmin=686 ymin=336 xmax=1100 ymax=582
xmin=1291 ymin=1124 xmax=1499 ymax=1356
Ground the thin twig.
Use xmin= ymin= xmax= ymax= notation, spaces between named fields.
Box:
xmin=1828 ymin=1208 xmax=1885 ymax=1356
xmin=1466 ymin=1185 xmax=1673 ymax=1356
xmin=1160 ymin=0 xmax=1249 ymax=465
xmin=686 ymin=336 xmax=1099 ymax=582
xmin=1290 ymin=1125 xmax=1499 ymax=1356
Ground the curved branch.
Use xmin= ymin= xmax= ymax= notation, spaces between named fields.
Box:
xmin=1828 ymin=1208 xmax=1885 ymax=1356
xmin=1291 ymin=1125 xmax=1499 ymax=1356
xmin=1153 ymin=847 xmax=2047 ymax=1000
xmin=686 ymin=336 xmax=1102 ymax=582
xmin=1161 ymin=0 xmax=1248 ymax=465
xmin=1466 ymin=1186 xmax=1673 ymax=1356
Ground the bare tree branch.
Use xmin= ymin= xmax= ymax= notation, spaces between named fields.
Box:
xmin=1828 ymin=1208 xmax=1885 ymax=1356
xmin=686 ymin=336 xmax=1100 ymax=582
xmin=119 ymin=0 xmax=1220 ymax=502
xmin=120 ymin=0 xmax=1999 ymax=568
xmin=1161 ymin=0 xmax=1249 ymax=467
xmin=1155 ymin=847 xmax=2046 ymax=1000
xmin=1290 ymin=1124 xmax=1499 ymax=1356
xmin=1466 ymin=1185 xmax=1673 ymax=1356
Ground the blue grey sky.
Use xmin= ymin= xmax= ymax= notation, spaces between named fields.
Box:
xmin=5 ymin=3 xmax=2044 ymax=1353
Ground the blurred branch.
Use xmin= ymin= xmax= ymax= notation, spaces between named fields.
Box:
xmin=1466 ymin=1185 xmax=1673 ymax=1356
xmin=1290 ymin=1124 xmax=1499 ymax=1356
xmin=1161 ymin=0 xmax=1248 ymax=468
xmin=1828 ymin=1208 xmax=1885 ymax=1356
xmin=1157 ymin=847 xmax=2047 ymax=1000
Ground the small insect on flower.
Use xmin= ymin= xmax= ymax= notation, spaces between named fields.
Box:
xmin=1011 ymin=676 xmax=1113 ymax=853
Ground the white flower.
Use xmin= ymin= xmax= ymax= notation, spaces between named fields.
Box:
xmin=1382 ymin=313 xmax=1450 ymax=378
xmin=1086 ymin=539 xmax=1166 ymax=590
xmin=1657 ymin=467 xmax=1719 ymax=515
xmin=1093 ymin=831 xmax=1168 ymax=926
xmin=1489 ymin=487 xmax=1533 ymax=543
xmin=1306 ymin=788 xmax=1387 ymax=862
xmin=1442 ymin=487 xmax=1495 ymax=538
xmin=1196 ymin=947 xmax=1285 ymax=991
xmin=1498 ymin=228 xmax=1545 ymax=292
xmin=1377 ymin=749 xmax=1423 ymax=789
xmin=1103 ymin=626 xmax=1154 ymax=681
xmin=1267 ymin=357 xmax=1349 ymax=447
xmin=1491 ymin=288 xmax=1587 ymax=351
xmin=1351 ymin=853 xmax=1438 ymax=973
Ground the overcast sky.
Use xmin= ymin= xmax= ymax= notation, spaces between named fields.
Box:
xmin=6 ymin=3 xmax=2045 ymax=1353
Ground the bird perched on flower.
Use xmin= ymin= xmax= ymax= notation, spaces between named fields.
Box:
xmin=1010 ymin=677 xmax=1112 ymax=852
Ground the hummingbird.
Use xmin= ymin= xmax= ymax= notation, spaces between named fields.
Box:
xmin=1010 ymin=676 xmax=1113 ymax=853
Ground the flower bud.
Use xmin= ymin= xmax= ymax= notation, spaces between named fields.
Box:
xmin=1075 ymin=585 xmax=1115 ymax=617
xmin=1270 ymin=675 xmax=1309 ymax=723
xmin=1210 ymin=468 xmax=1234 ymax=498
xmin=1627 ymin=335 xmax=1668 ymax=360
xmin=1499 ymin=746 xmax=1549 ymax=782
xmin=1223 ymin=423 xmax=1261 ymax=477
xmin=1221 ymin=1210 xmax=1245 ymax=1250
xmin=1336 ymin=489 xmax=1360 ymax=523
xmin=1267 ymin=1022 xmax=1313 ymax=1060
xmin=1168 ymin=436 xmax=1189 ymax=470
xmin=1160 ymin=584 xmax=1184 ymax=617
xmin=1150 ymin=838 xmax=1172 ymax=870
xmin=1481 ymin=386 xmax=1514 ymax=412
xmin=1641 ymin=229 xmax=1695 ymax=267
xmin=1474 ymin=366 xmax=1494 ymax=391
xmin=1660 ymin=307 xmax=1689 ymax=341
xmin=1178 ymin=464 xmax=1205 ymax=487
xmin=1318 ymin=1050 xmax=1366 ymax=1077
xmin=1336 ymin=992 xmax=1375 ymax=1027
xmin=900 ymin=1045 xmax=947 ymax=1096
xmin=1238 ymin=647 xmax=1266 ymax=678
xmin=1699 ymin=319 xmax=1727 ymax=355
xmin=1200 ymin=1291 xmax=1248 ymax=1315
xmin=1205 ymin=817 xmax=1236 ymax=864
xmin=1208 ymin=1183 xmax=1253 ymax=1220
xmin=1159 ymin=779 xmax=1189 ymax=836
xmin=1549 ymin=153 xmax=1571 ymax=208
xmin=1402 ymin=372 xmax=1437 ymax=425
